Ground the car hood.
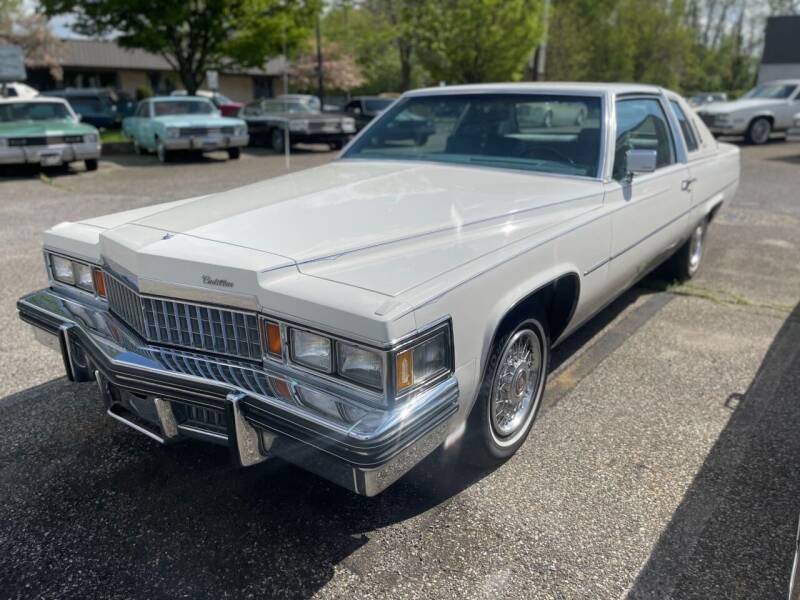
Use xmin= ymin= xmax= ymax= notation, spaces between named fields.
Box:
xmin=0 ymin=119 xmax=96 ymax=136
xmin=80 ymin=160 xmax=603 ymax=298
xmin=151 ymin=115 xmax=245 ymax=127
xmin=698 ymin=98 xmax=786 ymax=114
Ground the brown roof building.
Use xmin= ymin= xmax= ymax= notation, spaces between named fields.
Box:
xmin=27 ymin=39 xmax=288 ymax=101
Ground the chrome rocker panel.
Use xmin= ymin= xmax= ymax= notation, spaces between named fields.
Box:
xmin=17 ymin=288 xmax=459 ymax=496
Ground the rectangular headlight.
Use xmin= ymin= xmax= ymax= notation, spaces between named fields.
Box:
xmin=290 ymin=328 xmax=332 ymax=372
xmin=48 ymin=252 xmax=105 ymax=298
xmin=51 ymin=254 xmax=75 ymax=285
xmin=396 ymin=332 xmax=448 ymax=392
xmin=337 ymin=342 xmax=383 ymax=390
xmin=74 ymin=262 xmax=94 ymax=291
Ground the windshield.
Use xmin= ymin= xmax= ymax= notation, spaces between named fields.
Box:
xmin=153 ymin=100 xmax=216 ymax=116
xmin=743 ymin=84 xmax=797 ymax=99
xmin=69 ymin=97 xmax=111 ymax=114
xmin=343 ymin=94 xmax=603 ymax=177
xmin=0 ymin=102 xmax=73 ymax=122
xmin=261 ymin=100 xmax=315 ymax=114
xmin=364 ymin=99 xmax=393 ymax=112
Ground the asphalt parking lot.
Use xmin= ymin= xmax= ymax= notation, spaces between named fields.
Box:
xmin=1 ymin=141 xmax=799 ymax=599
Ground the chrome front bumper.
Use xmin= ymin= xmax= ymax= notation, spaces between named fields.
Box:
xmin=17 ymin=288 xmax=458 ymax=496
xmin=0 ymin=142 xmax=102 ymax=165
xmin=164 ymin=135 xmax=249 ymax=151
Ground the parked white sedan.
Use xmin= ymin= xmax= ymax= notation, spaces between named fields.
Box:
xmin=695 ymin=79 xmax=800 ymax=144
xmin=17 ymin=83 xmax=740 ymax=496
xmin=787 ymin=113 xmax=800 ymax=143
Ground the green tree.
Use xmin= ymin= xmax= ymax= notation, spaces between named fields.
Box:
xmin=39 ymin=0 xmax=321 ymax=94
xmin=324 ymin=0 xmax=428 ymax=92
xmin=415 ymin=0 xmax=543 ymax=84
xmin=548 ymin=0 xmax=692 ymax=89
xmin=322 ymin=0 xmax=427 ymax=93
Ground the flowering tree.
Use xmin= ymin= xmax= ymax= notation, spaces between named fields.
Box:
xmin=0 ymin=0 xmax=64 ymax=79
xmin=289 ymin=41 xmax=365 ymax=93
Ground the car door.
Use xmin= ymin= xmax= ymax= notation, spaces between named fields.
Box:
xmin=139 ymin=101 xmax=157 ymax=149
xmin=778 ymin=86 xmax=800 ymax=129
xmin=124 ymin=102 xmax=143 ymax=144
xmin=668 ymin=96 xmax=717 ymax=220
xmin=347 ymin=100 xmax=370 ymax=129
xmin=241 ymin=102 xmax=269 ymax=142
xmin=605 ymin=95 xmax=691 ymax=291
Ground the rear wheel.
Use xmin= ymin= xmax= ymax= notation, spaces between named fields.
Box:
xmin=667 ymin=219 xmax=707 ymax=281
xmin=465 ymin=313 xmax=549 ymax=466
xmin=271 ymin=128 xmax=286 ymax=153
xmin=84 ymin=159 xmax=98 ymax=171
xmin=227 ymin=147 xmax=241 ymax=160
xmin=746 ymin=117 xmax=771 ymax=145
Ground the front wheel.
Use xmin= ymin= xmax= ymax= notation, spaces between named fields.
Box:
xmin=465 ymin=314 xmax=549 ymax=466
xmin=746 ymin=117 xmax=771 ymax=145
xmin=84 ymin=159 xmax=98 ymax=171
xmin=156 ymin=139 xmax=171 ymax=163
xmin=227 ymin=147 xmax=241 ymax=160
xmin=271 ymin=128 xmax=286 ymax=153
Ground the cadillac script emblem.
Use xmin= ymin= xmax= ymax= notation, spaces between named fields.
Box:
xmin=202 ymin=275 xmax=234 ymax=288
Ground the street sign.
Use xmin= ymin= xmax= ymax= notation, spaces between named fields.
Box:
xmin=0 ymin=46 xmax=26 ymax=82
xmin=206 ymin=70 xmax=219 ymax=91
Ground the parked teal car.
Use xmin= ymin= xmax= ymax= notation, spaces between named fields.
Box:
xmin=0 ymin=97 xmax=101 ymax=171
xmin=122 ymin=96 xmax=248 ymax=163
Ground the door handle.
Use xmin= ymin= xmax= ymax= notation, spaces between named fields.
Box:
xmin=681 ymin=177 xmax=697 ymax=192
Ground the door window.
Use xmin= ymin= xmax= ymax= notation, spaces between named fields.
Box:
xmin=668 ymin=99 xmax=699 ymax=152
xmin=613 ymin=98 xmax=675 ymax=180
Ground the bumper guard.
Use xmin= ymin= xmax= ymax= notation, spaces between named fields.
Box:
xmin=17 ymin=288 xmax=458 ymax=496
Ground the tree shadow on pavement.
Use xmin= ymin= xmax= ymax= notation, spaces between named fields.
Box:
xmin=0 ymin=284 xmax=666 ymax=599
xmin=628 ymin=300 xmax=800 ymax=599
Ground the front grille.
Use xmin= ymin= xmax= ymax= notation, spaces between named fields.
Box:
xmin=9 ymin=136 xmax=64 ymax=147
xmin=175 ymin=402 xmax=227 ymax=434
xmin=178 ymin=126 xmax=235 ymax=136
xmin=105 ymin=274 xmax=262 ymax=361
xmin=698 ymin=113 xmax=715 ymax=127
xmin=308 ymin=121 xmax=341 ymax=133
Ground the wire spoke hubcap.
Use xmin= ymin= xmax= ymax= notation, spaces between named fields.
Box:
xmin=491 ymin=329 xmax=542 ymax=438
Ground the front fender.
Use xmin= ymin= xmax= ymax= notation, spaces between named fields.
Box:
xmin=481 ymin=263 xmax=581 ymax=366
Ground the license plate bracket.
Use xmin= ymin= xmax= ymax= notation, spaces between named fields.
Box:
xmin=39 ymin=153 xmax=62 ymax=166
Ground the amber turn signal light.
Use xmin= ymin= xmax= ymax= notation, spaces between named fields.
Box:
xmin=92 ymin=268 xmax=107 ymax=298
xmin=396 ymin=349 xmax=413 ymax=391
xmin=264 ymin=321 xmax=282 ymax=357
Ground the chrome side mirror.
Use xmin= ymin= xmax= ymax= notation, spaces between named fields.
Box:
xmin=625 ymin=149 xmax=657 ymax=180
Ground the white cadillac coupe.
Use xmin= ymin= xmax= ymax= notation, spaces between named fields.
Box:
xmin=18 ymin=83 xmax=740 ymax=495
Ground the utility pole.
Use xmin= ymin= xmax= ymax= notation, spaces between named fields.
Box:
xmin=282 ymin=17 xmax=288 ymax=95
xmin=315 ymin=15 xmax=324 ymax=108
xmin=535 ymin=0 xmax=551 ymax=81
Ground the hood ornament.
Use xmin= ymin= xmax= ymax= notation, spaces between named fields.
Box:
xmin=162 ymin=232 xmax=175 ymax=240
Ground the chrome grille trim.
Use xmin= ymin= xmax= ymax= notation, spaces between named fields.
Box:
xmin=178 ymin=126 xmax=235 ymax=136
xmin=105 ymin=274 xmax=262 ymax=361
